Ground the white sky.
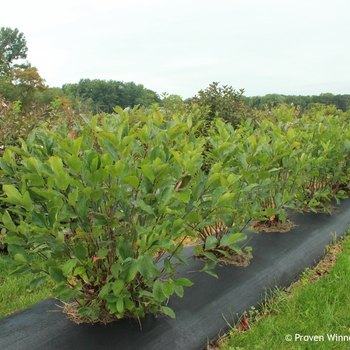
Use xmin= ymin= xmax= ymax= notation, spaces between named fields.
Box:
xmin=3 ymin=0 xmax=350 ymax=98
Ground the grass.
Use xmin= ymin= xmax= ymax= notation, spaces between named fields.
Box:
xmin=218 ymin=235 xmax=350 ymax=350
xmin=0 ymin=255 xmax=53 ymax=318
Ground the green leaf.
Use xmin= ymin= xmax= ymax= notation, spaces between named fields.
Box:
xmin=72 ymin=137 xmax=83 ymax=157
xmin=204 ymin=270 xmax=218 ymax=278
xmin=205 ymin=235 xmax=218 ymax=250
xmin=52 ymin=283 xmax=71 ymax=298
xmin=187 ymin=212 xmax=202 ymax=224
xmin=119 ymin=239 xmax=133 ymax=260
xmin=121 ymin=258 xmax=139 ymax=282
xmin=210 ymin=186 xmax=228 ymax=206
xmin=173 ymin=284 xmax=184 ymax=298
xmin=78 ymin=306 xmax=92 ymax=317
xmin=30 ymin=210 xmax=48 ymax=228
xmin=2 ymin=185 xmax=22 ymax=205
xmin=124 ymin=297 xmax=135 ymax=311
xmin=134 ymin=199 xmax=154 ymax=215
xmin=73 ymin=266 xmax=86 ymax=275
xmin=215 ymin=193 xmax=236 ymax=207
xmin=14 ymin=253 xmax=28 ymax=263
xmin=74 ymin=243 xmax=88 ymax=260
xmin=10 ymin=265 xmax=31 ymax=275
xmin=49 ymin=156 xmax=64 ymax=173
xmin=2 ymin=210 xmax=17 ymax=232
xmin=265 ymin=207 xmax=276 ymax=218
xmin=29 ymin=276 xmax=47 ymax=290
xmin=62 ymin=259 xmax=78 ymax=275
xmin=105 ymin=294 xmax=118 ymax=304
xmin=174 ymin=189 xmax=191 ymax=203
xmin=76 ymin=195 xmax=88 ymax=218
xmin=242 ymin=183 xmax=259 ymax=192
xmin=139 ymin=255 xmax=157 ymax=279
xmin=193 ymin=179 xmax=206 ymax=201
xmin=162 ymin=282 xmax=175 ymax=297
xmin=173 ymin=278 xmax=193 ymax=287
xmin=0 ymin=159 xmax=14 ymax=174
xmin=81 ymin=113 xmax=91 ymax=127
xmin=194 ymin=244 xmax=204 ymax=255
xmin=206 ymin=173 xmax=221 ymax=187
xmin=112 ymin=280 xmax=125 ymax=295
xmin=90 ymin=212 xmax=108 ymax=225
xmin=124 ymin=175 xmax=139 ymax=189
xmin=49 ymin=266 xmax=66 ymax=283
xmin=153 ymin=280 xmax=167 ymax=302
xmin=114 ymin=160 xmax=126 ymax=176
xmin=21 ymin=191 xmax=33 ymax=211
xmin=220 ymin=233 xmax=246 ymax=247
xmin=66 ymin=155 xmax=82 ymax=172
xmin=54 ymin=172 xmax=71 ymax=191
xmin=99 ymin=284 xmax=111 ymax=299
xmin=139 ymin=164 xmax=155 ymax=183
xmin=22 ymin=174 xmax=45 ymax=186
xmin=30 ymin=188 xmax=63 ymax=200
xmin=59 ymin=286 xmax=81 ymax=301
xmin=163 ymin=258 xmax=174 ymax=275
xmin=68 ymin=188 xmax=79 ymax=206
xmin=229 ymin=244 xmax=243 ymax=255
xmin=168 ymin=123 xmax=188 ymax=140
xmin=202 ymin=252 xmax=218 ymax=263
xmin=48 ymin=207 xmax=59 ymax=228
xmin=97 ymin=248 xmax=109 ymax=259
xmin=117 ymin=296 xmax=125 ymax=314
xmin=160 ymin=306 xmax=176 ymax=319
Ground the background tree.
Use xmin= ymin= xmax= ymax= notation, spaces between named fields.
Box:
xmin=0 ymin=27 xmax=54 ymax=110
xmin=10 ymin=63 xmax=46 ymax=108
xmin=0 ymin=27 xmax=28 ymax=76
xmin=62 ymin=79 xmax=160 ymax=114
xmin=191 ymin=82 xmax=247 ymax=131
xmin=244 ymin=93 xmax=350 ymax=112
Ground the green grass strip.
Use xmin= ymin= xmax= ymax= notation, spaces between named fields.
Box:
xmin=221 ymin=237 xmax=350 ymax=350
xmin=0 ymin=256 xmax=53 ymax=318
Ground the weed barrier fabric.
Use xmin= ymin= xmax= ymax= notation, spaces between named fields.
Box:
xmin=1 ymin=199 xmax=350 ymax=350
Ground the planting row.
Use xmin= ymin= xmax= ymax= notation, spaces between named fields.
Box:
xmin=0 ymin=105 xmax=349 ymax=323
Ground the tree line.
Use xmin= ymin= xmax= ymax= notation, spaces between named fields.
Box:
xmin=1 ymin=27 xmax=349 ymax=114
xmin=243 ymin=93 xmax=350 ymax=112
xmin=62 ymin=79 xmax=161 ymax=114
xmin=0 ymin=27 xmax=161 ymax=112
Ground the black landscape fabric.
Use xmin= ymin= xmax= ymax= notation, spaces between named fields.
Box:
xmin=1 ymin=199 xmax=350 ymax=350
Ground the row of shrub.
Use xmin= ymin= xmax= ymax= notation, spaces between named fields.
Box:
xmin=0 ymin=103 xmax=349 ymax=323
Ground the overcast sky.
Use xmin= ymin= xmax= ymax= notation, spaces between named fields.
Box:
xmin=3 ymin=0 xmax=350 ymax=99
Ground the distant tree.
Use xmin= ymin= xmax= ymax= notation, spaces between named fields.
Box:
xmin=10 ymin=63 xmax=46 ymax=109
xmin=34 ymin=87 xmax=64 ymax=106
xmin=0 ymin=27 xmax=52 ymax=110
xmin=333 ymin=94 xmax=350 ymax=111
xmin=123 ymin=81 xmax=160 ymax=107
xmin=283 ymin=95 xmax=311 ymax=109
xmin=0 ymin=27 xmax=28 ymax=75
xmin=244 ymin=93 xmax=350 ymax=112
xmin=159 ymin=93 xmax=187 ymax=117
xmin=62 ymin=79 xmax=160 ymax=113
xmin=246 ymin=95 xmax=262 ymax=109
xmin=259 ymin=94 xmax=285 ymax=109
xmin=191 ymin=82 xmax=246 ymax=129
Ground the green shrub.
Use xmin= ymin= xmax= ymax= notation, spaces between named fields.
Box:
xmin=0 ymin=107 xmax=247 ymax=322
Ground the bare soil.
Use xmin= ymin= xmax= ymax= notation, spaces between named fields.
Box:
xmin=252 ymin=219 xmax=296 ymax=233
xmin=195 ymin=250 xmax=253 ymax=267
